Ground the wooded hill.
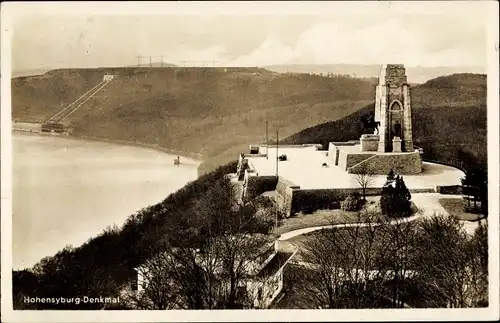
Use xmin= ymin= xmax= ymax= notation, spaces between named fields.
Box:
xmin=12 ymin=69 xmax=486 ymax=173
xmin=12 ymin=68 xmax=376 ymax=173
xmin=283 ymin=73 xmax=487 ymax=168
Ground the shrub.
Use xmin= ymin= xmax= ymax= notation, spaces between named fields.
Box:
xmin=329 ymin=201 xmax=341 ymax=209
xmin=278 ymin=154 xmax=287 ymax=161
xmin=303 ymin=204 xmax=316 ymax=214
xmin=341 ymin=193 xmax=361 ymax=211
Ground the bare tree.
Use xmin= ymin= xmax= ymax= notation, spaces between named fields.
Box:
xmin=298 ymin=211 xmax=389 ymax=308
xmin=126 ymin=177 xmax=275 ymax=310
xmin=377 ymin=216 xmax=419 ymax=308
xmin=134 ymin=232 xmax=274 ymax=310
xmin=468 ymin=221 xmax=488 ymax=306
xmin=124 ymin=250 xmax=182 ymax=310
xmin=354 ymin=164 xmax=375 ymax=200
xmin=413 ymin=214 xmax=475 ymax=308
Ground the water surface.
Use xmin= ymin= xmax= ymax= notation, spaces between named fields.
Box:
xmin=12 ymin=133 xmax=199 ymax=269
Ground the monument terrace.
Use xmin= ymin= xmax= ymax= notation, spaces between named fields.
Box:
xmin=230 ymin=64 xmax=464 ymax=217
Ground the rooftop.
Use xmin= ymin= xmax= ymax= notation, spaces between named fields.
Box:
xmin=257 ymin=251 xmax=295 ymax=278
xmin=246 ymin=145 xmax=464 ymax=190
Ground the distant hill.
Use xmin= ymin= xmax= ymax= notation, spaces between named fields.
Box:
xmin=282 ymin=73 xmax=487 ymax=167
xmin=11 ymin=68 xmax=52 ymax=78
xmin=11 ymin=63 xmax=179 ymax=77
xmin=264 ymin=64 xmax=486 ymax=84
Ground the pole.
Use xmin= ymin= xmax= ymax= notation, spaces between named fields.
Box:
xmin=276 ymin=129 xmax=279 ymax=176
xmin=276 ymin=203 xmax=279 ymax=228
xmin=149 ymin=56 xmax=152 ymax=67
xmin=266 ymin=121 xmax=269 ymax=159
xmin=275 ymin=128 xmax=279 ymax=228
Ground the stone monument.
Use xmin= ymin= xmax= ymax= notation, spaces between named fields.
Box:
xmin=329 ymin=64 xmax=422 ymax=175
xmin=374 ymin=64 xmax=414 ymax=153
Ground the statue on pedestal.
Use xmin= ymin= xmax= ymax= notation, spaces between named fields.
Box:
xmin=360 ymin=113 xmax=380 ymax=135
xmin=394 ymin=121 xmax=402 ymax=138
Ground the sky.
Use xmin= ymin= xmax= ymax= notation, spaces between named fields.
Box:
xmin=8 ymin=4 xmax=490 ymax=71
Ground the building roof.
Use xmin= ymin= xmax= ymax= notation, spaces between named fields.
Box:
xmin=257 ymin=251 xmax=296 ymax=279
xmin=136 ymin=233 xmax=278 ymax=276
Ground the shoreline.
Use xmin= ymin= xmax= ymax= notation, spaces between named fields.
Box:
xmin=12 ymin=129 xmax=203 ymax=166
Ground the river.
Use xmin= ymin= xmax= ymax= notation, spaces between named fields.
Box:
xmin=12 ymin=133 xmax=200 ymax=269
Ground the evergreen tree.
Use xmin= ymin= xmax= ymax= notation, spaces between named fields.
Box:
xmin=380 ymin=173 xmax=412 ymax=218
xmin=461 ymin=166 xmax=487 ymax=215
xmin=386 ymin=169 xmax=396 ymax=183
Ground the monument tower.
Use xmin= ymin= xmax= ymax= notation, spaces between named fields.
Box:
xmin=374 ymin=64 xmax=414 ymax=153
xmin=330 ymin=64 xmax=422 ymax=175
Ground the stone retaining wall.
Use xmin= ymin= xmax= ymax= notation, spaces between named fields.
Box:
xmin=348 ymin=152 xmax=422 ymax=175
xmin=239 ymin=167 xmax=434 ymax=217
xmin=435 ymin=185 xmax=463 ymax=195
xmin=245 ymin=176 xmax=279 ymax=201
xmin=337 ymin=150 xmax=348 ymax=170
xmin=12 ymin=122 xmax=42 ymax=133
xmin=276 ymin=177 xmax=299 ymax=216
xmin=346 ymin=153 xmax=374 ymax=169
xmin=291 ymin=187 xmax=383 ymax=215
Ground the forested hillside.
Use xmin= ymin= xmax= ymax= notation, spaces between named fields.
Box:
xmin=12 ymin=69 xmax=486 ymax=173
xmin=283 ymin=73 xmax=487 ymax=167
xmin=12 ymin=68 xmax=376 ymax=174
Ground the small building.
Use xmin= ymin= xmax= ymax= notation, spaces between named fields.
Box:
xmin=103 ymin=74 xmax=115 ymax=82
xmin=41 ymin=122 xmax=65 ymax=133
xmin=133 ymin=234 xmax=296 ymax=309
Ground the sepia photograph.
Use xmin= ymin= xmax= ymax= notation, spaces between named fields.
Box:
xmin=1 ymin=1 xmax=499 ymax=322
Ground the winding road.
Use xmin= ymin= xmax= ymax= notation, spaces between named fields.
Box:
xmin=274 ymin=193 xmax=480 ymax=309
xmin=278 ymin=193 xmax=477 ymax=243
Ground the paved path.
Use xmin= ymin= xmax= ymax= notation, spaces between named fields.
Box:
xmin=275 ymin=193 xmax=481 ymax=309
xmin=278 ymin=213 xmax=420 ymax=241
xmin=277 ymin=193 xmax=480 ymax=243
xmin=411 ymin=193 xmax=485 ymax=235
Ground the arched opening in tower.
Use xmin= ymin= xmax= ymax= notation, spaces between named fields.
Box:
xmin=388 ymin=100 xmax=403 ymax=152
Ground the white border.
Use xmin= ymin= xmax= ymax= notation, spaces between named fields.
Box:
xmin=1 ymin=1 xmax=499 ymax=322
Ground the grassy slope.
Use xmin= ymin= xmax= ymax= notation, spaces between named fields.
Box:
xmin=12 ymin=68 xmax=376 ymax=174
xmin=282 ymin=73 xmax=487 ymax=166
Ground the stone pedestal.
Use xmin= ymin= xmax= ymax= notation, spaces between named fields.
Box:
xmin=360 ymin=134 xmax=380 ymax=152
xmin=392 ymin=136 xmax=402 ymax=153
